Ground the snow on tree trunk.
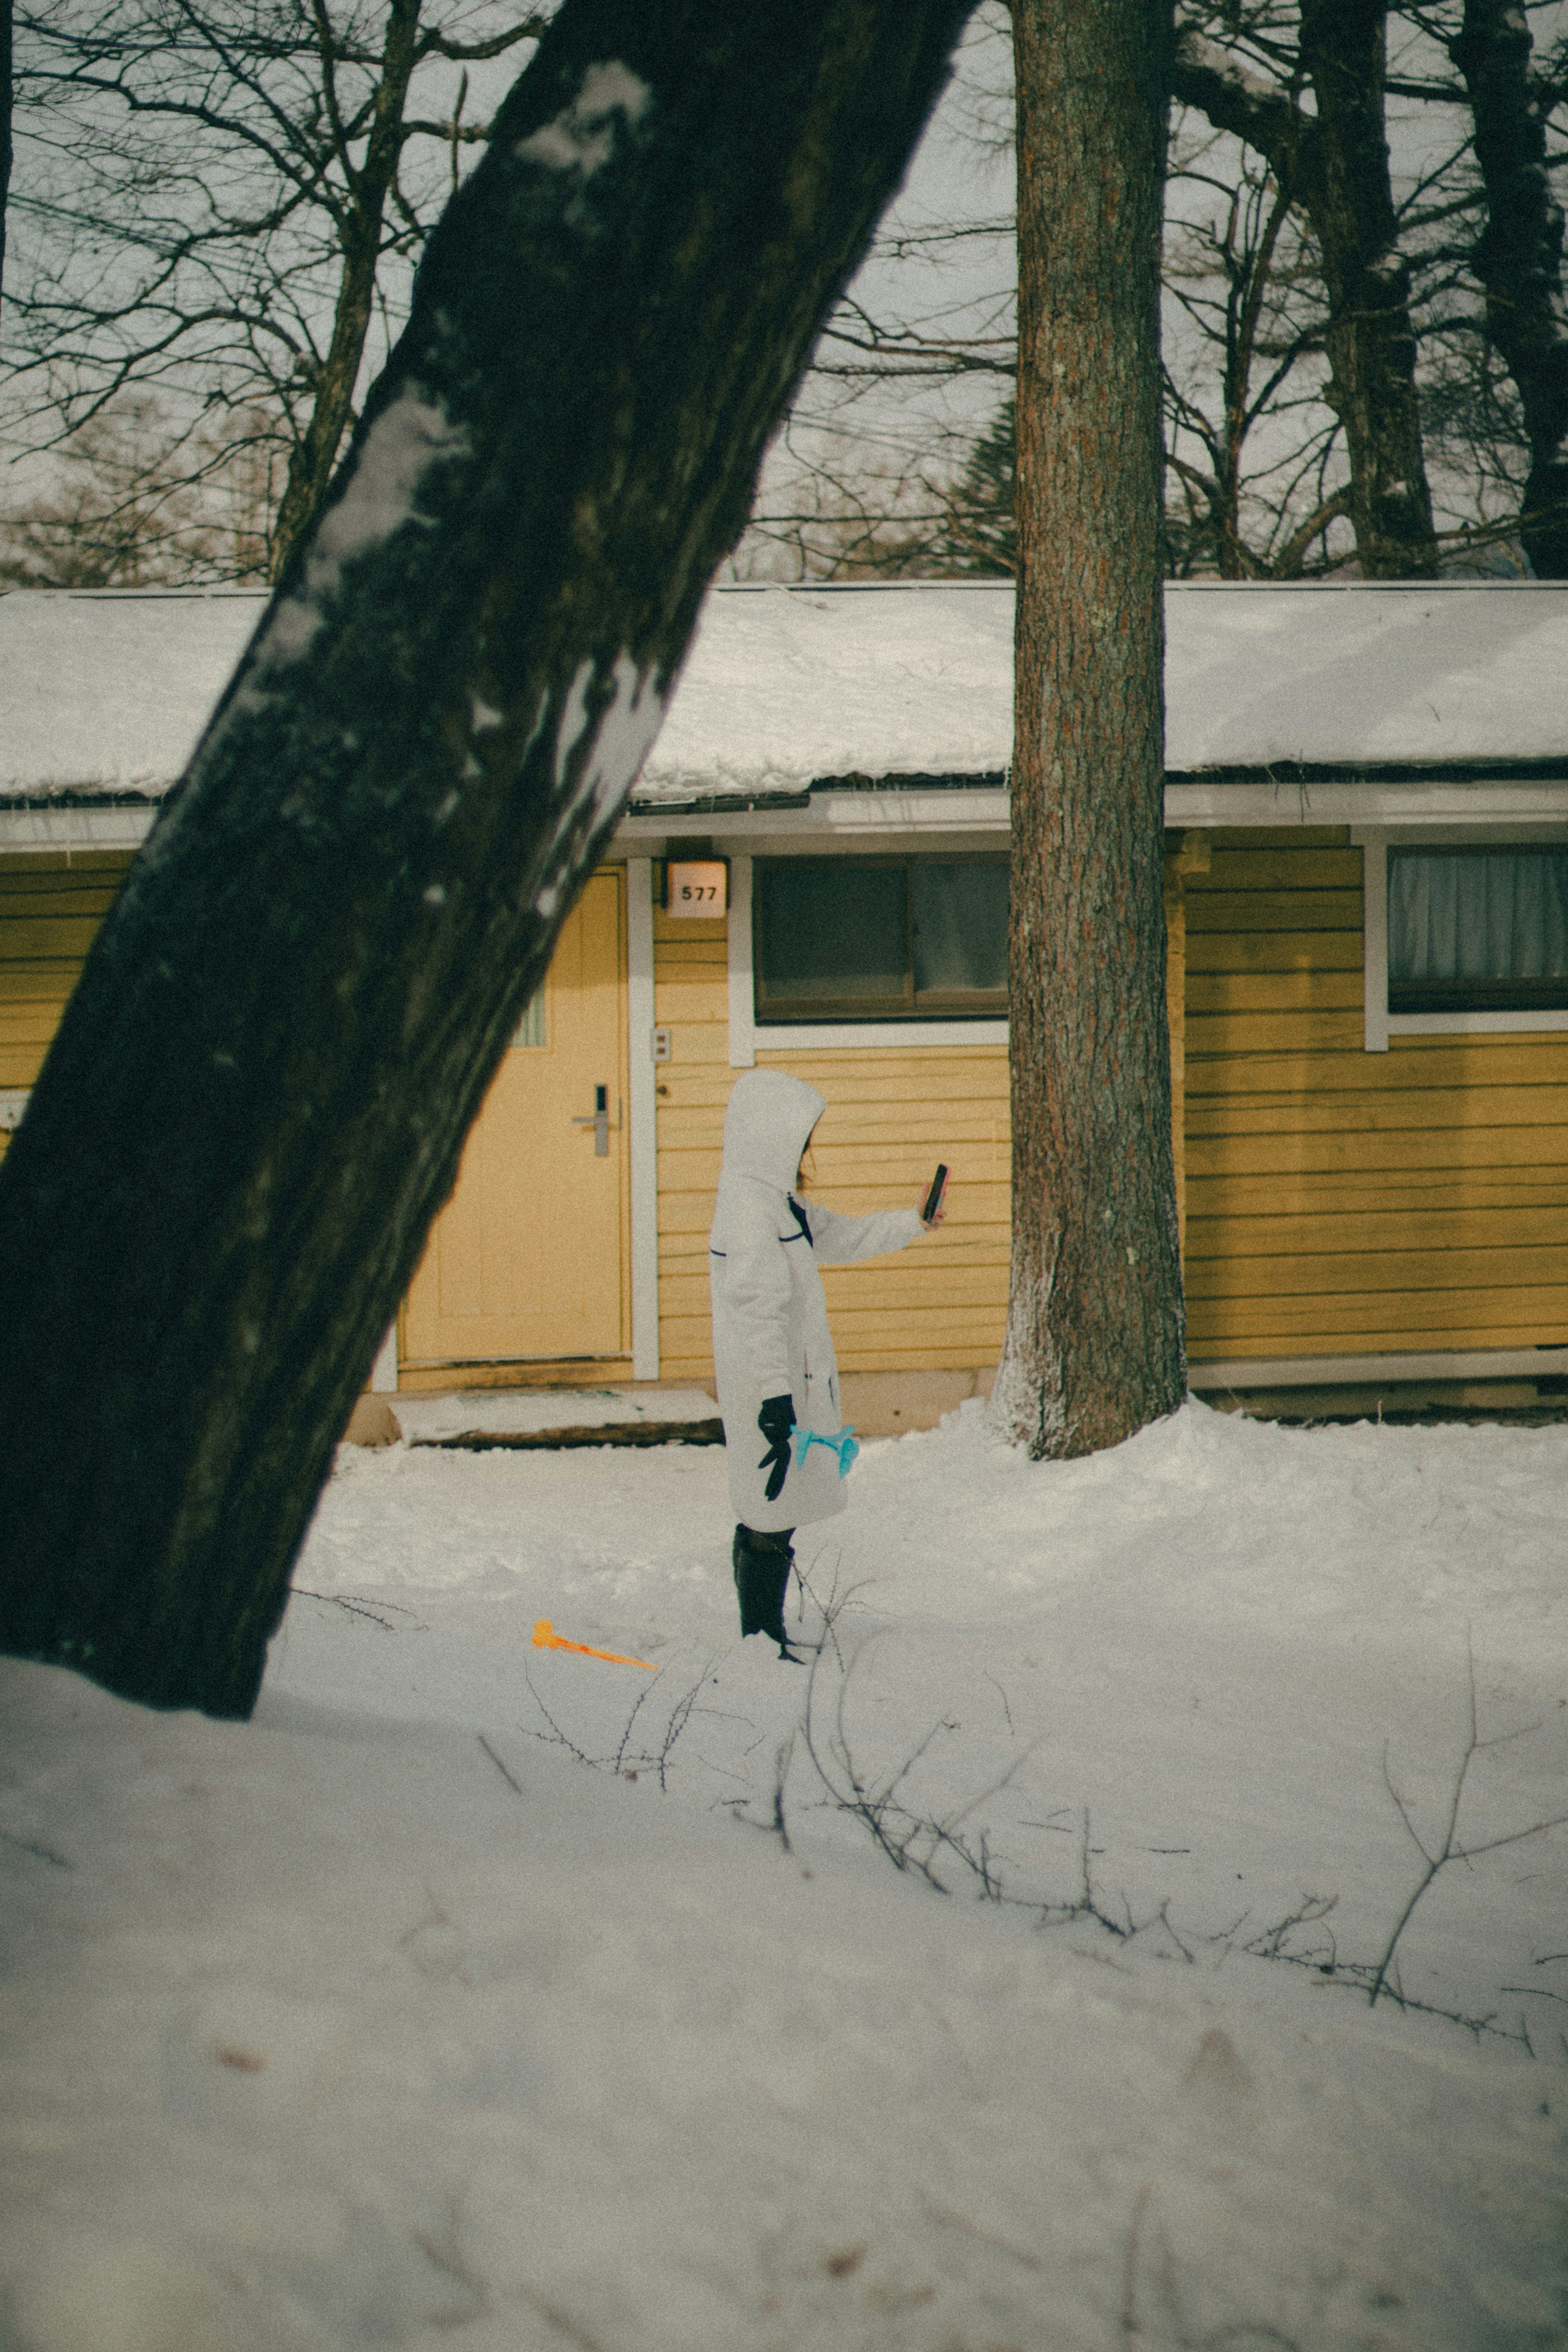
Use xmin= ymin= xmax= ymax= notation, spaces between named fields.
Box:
xmin=0 ymin=0 xmax=976 ymax=1718
xmin=992 ymin=0 xmax=1185 ymax=1461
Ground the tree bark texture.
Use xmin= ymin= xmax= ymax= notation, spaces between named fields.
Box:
xmin=1452 ymin=0 xmax=1568 ymax=578
xmin=0 ymin=0 xmax=976 ymax=1717
xmin=1297 ymin=0 xmax=1437 ymax=577
xmin=1171 ymin=14 xmax=1439 ymax=580
xmin=993 ymin=0 xmax=1185 ymax=1461
xmin=0 ymin=0 xmax=11 ymax=329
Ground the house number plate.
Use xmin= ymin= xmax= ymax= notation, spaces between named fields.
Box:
xmin=665 ymin=861 xmax=728 ymax=918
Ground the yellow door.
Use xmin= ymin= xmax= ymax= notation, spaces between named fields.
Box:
xmin=401 ymin=871 xmax=627 ymax=1365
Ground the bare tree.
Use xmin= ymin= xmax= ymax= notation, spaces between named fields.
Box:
xmin=778 ymin=0 xmax=1568 ymax=586
xmin=0 ymin=0 xmax=978 ymax=1720
xmin=1 ymin=0 xmax=12 ymax=331
xmin=1304 ymin=0 xmax=1440 ymax=570
xmin=1447 ymin=0 xmax=1568 ymax=575
xmin=991 ymin=0 xmax=1185 ymax=1459
xmin=19 ymin=0 xmax=1552 ymax=588
xmin=1163 ymin=144 xmax=1354 ymax=575
xmin=1170 ymin=3 xmax=1441 ymax=576
xmin=736 ymin=396 xmax=1019 ymax=578
xmin=0 ymin=392 xmax=280 ymax=581
xmin=729 ymin=0 xmax=1018 ymax=577
xmin=845 ymin=148 xmax=1351 ymax=589
xmin=735 ymin=432 xmax=964 ymax=578
xmin=7 ymin=0 xmax=549 ymax=576
xmin=1166 ymin=0 xmax=1568 ymax=577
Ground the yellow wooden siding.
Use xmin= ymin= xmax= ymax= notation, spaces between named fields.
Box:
xmin=650 ymin=899 xmax=1011 ymax=1382
xmin=0 ymin=854 xmax=135 ymax=1161
xmin=1184 ymin=827 xmax=1568 ymax=1361
xmin=1165 ymin=858 xmax=1186 ymax=1245
xmin=649 ymin=908 xmax=727 ymax=1384
xmin=32 ymin=836 xmax=1559 ymax=1385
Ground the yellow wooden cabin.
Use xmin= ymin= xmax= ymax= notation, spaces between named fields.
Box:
xmin=5 ymin=580 xmax=1568 ymax=1426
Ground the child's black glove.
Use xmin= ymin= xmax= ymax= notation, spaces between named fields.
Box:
xmin=757 ymin=1394 xmax=795 ymax=1503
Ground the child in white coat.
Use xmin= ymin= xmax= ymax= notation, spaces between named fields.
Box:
xmin=708 ymin=1068 xmax=945 ymax=1659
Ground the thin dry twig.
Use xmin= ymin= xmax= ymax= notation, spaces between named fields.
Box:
xmin=1368 ymin=1634 xmax=1568 ymax=2009
xmin=477 ymin=1734 xmax=522 ymax=1796
xmin=612 ymin=1670 xmax=659 ymax=1777
xmin=520 ymin=1658 xmax=718 ymax=1791
xmin=294 ymin=1587 xmax=420 ymax=1632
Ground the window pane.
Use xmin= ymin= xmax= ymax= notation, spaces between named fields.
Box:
xmin=911 ymin=861 xmax=1008 ymax=1001
xmin=756 ymin=862 xmax=909 ymax=1013
xmin=1389 ymin=849 xmax=1568 ymax=1011
xmin=513 ymin=986 xmax=546 ymax=1048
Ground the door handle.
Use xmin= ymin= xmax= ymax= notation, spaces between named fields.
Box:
xmin=572 ymin=1083 xmax=610 ymax=1157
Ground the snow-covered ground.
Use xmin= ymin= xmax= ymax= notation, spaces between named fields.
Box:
xmin=4 ymin=1398 xmax=1567 ymax=2351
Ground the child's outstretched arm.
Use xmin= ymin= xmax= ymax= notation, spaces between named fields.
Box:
xmin=803 ymin=1191 xmax=942 ymax=1265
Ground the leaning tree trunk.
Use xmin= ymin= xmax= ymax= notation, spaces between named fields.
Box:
xmin=1452 ymin=0 xmax=1568 ymax=579
xmin=991 ymin=0 xmax=1185 ymax=1459
xmin=1298 ymin=0 xmax=1439 ymax=578
xmin=0 ymin=0 xmax=976 ymax=1718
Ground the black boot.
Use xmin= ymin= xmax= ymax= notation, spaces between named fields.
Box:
xmin=731 ymin=1527 xmax=772 ymax=1636
xmin=732 ymin=1527 xmax=804 ymax=1662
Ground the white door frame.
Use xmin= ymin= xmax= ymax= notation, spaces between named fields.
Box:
xmin=626 ymin=858 xmax=660 ymax=1380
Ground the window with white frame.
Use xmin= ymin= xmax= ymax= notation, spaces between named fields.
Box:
xmin=1357 ymin=829 xmax=1568 ymax=1050
xmin=1387 ymin=846 xmax=1568 ymax=1013
xmin=754 ymin=855 xmax=1008 ymax=1023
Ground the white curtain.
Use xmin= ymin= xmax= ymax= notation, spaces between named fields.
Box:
xmin=910 ymin=861 xmax=1008 ymax=997
xmin=1388 ymin=850 xmax=1568 ymax=983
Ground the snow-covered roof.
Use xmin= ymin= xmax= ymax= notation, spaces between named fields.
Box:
xmin=644 ymin=580 xmax=1568 ymax=799
xmin=0 ymin=589 xmax=263 ymax=800
xmin=1166 ymin=581 xmax=1568 ymax=778
xmin=4 ymin=580 xmax=1568 ymax=804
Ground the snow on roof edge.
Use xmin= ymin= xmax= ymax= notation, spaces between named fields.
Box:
xmin=6 ymin=579 xmax=1568 ymax=802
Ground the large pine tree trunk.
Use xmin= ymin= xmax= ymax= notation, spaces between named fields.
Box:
xmin=992 ymin=0 xmax=1185 ymax=1460
xmin=0 ymin=0 xmax=975 ymax=1718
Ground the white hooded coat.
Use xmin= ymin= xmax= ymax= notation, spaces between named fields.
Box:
xmin=708 ymin=1069 xmax=924 ymax=1533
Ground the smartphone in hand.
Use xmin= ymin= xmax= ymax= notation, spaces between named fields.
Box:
xmin=921 ymin=1163 xmax=948 ymax=1225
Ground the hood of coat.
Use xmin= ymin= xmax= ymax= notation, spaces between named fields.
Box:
xmin=721 ymin=1069 xmax=826 ymax=1195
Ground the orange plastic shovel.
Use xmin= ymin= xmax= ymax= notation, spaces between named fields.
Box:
xmin=532 ymin=1617 xmax=657 ymax=1670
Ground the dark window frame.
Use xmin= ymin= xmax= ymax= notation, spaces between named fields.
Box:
xmin=1387 ymin=843 xmax=1568 ymax=1015
xmin=753 ymin=853 xmax=1009 ymax=1025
